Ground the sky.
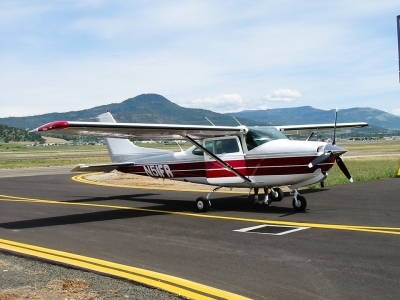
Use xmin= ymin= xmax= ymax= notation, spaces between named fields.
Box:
xmin=1 ymin=0 xmax=400 ymax=118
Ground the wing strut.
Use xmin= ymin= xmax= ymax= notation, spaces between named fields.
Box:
xmin=185 ymin=135 xmax=252 ymax=184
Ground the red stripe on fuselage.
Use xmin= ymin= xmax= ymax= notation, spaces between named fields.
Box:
xmin=118 ymin=156 xmax=335 ymax=179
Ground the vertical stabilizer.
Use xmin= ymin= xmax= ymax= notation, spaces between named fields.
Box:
xmin=96 ymin=112 xmax=172 ymax=163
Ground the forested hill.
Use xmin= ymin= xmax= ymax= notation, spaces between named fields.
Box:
xmin=0 ymin=94 xmax=262 ymax=130
xmin=227 ymin=106 xmax=400 ymax=129
xmin=0 ymin=94 xmax=399 ymax=130
xmin=0 ymin=124 xmax=44 ymax=143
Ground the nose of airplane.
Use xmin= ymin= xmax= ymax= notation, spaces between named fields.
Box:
xmin=324 ymin=143 xmax=348 ymax=158
xmin=308 ymin=143 xmax=347 ymax=168
xmin=309 ymin=143 xmax=353 ymax=183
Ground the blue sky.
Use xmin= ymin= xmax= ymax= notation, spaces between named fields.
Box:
xmin=1 ymin=0 xmax=399 ymax=118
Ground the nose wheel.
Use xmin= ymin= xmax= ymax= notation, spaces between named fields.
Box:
xmin=291 ymin=189 xmax=307 ymax=211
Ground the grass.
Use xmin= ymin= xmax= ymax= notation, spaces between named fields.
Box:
xmin=338 ymin=140 xmax=400 ymax=154
xmin=310 ymin=156 xmax=399 ymax=187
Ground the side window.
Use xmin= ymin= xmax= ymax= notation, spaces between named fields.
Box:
xmin=205 ymin=141 xmax=214 ymax=153
xmin=192 ymin=147 xmax=203 ymax=156
xmin=203 ymin=138 xmax=240 ymax=155
xmin=216 ymin=138 xmax=239 ymax=154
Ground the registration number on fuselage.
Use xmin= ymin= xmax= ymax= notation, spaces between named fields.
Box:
xmin=143 ymin=164 xmax=174 ymax=178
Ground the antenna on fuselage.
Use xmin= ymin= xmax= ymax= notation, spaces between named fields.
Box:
xmin=205 ymin=117 xmax=215 ymax=126
xmin=174 ymin=140 xmax=184 ymax=152
xmin=332 ymin=107 xmax=338 ymax=145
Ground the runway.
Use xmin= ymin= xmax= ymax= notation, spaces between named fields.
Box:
xmin=0 ymin=167 xmax=399 ymax=299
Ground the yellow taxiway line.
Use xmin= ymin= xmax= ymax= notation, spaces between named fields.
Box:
xmin=0 ymin=238 xmax=249 ymax=300
xmin=1 ymin=193 xmax=400 ymax=236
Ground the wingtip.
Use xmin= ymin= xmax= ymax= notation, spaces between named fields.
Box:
xmin=36 ymin=121 xmax=70 ymax=132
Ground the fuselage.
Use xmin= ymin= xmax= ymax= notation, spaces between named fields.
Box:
xmin=116 ymin=127 xmax=340 ymax=189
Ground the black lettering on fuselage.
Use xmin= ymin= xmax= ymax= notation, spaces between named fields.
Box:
xmin=143 ymin=165 xmax=174 ymax=178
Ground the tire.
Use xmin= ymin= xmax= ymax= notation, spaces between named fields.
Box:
xmin=292 ymin=195 xmax=307 ymax=211
xmin=270 ymin=188 xmax=284 ymax=202
xmin=195 ymin=197 xmax=209 ymax=212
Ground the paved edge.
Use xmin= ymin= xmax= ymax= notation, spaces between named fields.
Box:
xmin=0 ymin=238 xmax=250 ymax=300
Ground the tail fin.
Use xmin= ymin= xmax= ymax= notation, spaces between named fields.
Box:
xmin=97 ymin=112 xmax=171 ymax=163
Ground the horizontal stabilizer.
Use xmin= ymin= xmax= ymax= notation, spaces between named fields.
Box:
xmin=71 ymin=162 xmax=135 ymax=173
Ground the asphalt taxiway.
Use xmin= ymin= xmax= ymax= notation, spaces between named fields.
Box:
xmin=0 ymin=167 xmax=399 ymax=299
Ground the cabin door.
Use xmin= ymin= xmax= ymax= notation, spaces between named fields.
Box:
xmin=203 ymin=136 xmax=247 ymax=185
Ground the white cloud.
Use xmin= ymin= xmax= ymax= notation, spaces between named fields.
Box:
xmin=392 ymin=109 xmax=400 ymax=116
xmin=179 ymin=94 xmax=245 ymax=113
xmin=265 ymin=89 xmax=302 ymax=103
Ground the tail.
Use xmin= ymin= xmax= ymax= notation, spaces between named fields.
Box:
xmin=97 ymin=111 xmax=171 ymax=163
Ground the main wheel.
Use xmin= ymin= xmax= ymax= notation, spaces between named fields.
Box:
xmin=195 ymin=197 xmax=210 ymax=212
xmin=292 ymin=195 xmax=307 ymax=211
xmin=270 ymin=188 xmax=284 ymax=202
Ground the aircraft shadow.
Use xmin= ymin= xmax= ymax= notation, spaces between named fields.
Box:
xmin=66 ymin=193 xmax=160 ymax=203
xmin=0 ymin=209 xmax=164 ymax=230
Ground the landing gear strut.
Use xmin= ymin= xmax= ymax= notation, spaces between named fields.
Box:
xmin=195 ymin=186 xmax=222 ymax=212
xmin=291 ymin=189 xmax=307 ymax=211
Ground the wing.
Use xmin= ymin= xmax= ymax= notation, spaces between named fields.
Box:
xmin=275 ymin=122 xmax=369 ymax=135
xmin=30 ymin=120 xmax=247 ymax=139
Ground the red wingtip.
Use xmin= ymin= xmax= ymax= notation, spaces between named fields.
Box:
xmin=37 ymin=121 xmax=69 ymax=132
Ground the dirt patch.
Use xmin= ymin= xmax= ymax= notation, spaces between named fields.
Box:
xmin=0 ymin=278 xmax=101 ymax=300
xmin=86 ymin=172 xmax=241 ymax=192
xmin=85 ymin=171 xmax=290 ymax=193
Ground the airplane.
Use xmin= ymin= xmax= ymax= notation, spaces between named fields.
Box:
xmin=31 ymin=110 xmax=368 ymax=212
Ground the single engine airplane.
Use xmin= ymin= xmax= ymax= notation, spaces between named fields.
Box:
xmin=31 ymin=110 xmax=368 ymax=212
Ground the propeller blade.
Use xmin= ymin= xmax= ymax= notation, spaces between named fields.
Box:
xmin=336 ymin=156 xmax=353 ymax=182
xmin=332 ymin=107 xmax=338 ymax=145
xmin=308 ymin=152 xmax=332 ymax=168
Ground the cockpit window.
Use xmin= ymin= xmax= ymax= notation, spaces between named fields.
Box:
xmin=192 ymin=147 xmax=203 ymax=156
xmin=245 ymin=127 xmax=287 ymax=150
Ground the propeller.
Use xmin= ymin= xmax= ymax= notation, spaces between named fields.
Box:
xmin=308 ymin=152 xmax=332 ymax=168
xmin=335 ymin=156 xmax=353 ymax=182
xmin=308 ymin=108 xmax=353 ymax=183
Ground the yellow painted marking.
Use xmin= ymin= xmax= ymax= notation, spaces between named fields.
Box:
xmin=398 ymin=157 xmax=400 ymax=176
xmin=0 ymin=238 xmax=250 ymax=300
xmin=1 ymin=195 xmax=400 ymax=235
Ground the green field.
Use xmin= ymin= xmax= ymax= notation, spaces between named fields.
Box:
xmin=0 ymin=140 xmax=399 ymax=187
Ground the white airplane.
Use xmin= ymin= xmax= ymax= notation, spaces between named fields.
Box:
xmin=31 ymin=110 xmax=368 ymax=212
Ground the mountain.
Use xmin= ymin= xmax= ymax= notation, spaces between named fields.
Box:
xmin=0 ymin=94 xmax=262 ymax=130
xmin=226 ymin=106 xmax=400 ymax=130
xmin=0 ymin=94 xmax=399 ymax=130
xmin=0 ymin=124 xmax=44 ymax=143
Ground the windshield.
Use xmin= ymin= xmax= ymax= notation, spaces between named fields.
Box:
xmin=245 ymin=127 xmax=287 ymax=150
